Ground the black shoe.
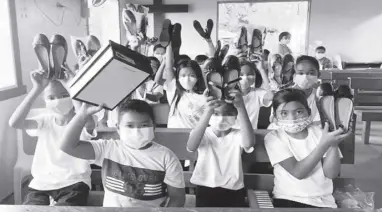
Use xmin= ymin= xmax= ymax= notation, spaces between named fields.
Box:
xmin=206 ymin=19 xmax=214 ymax=39
xmin=193 ymin=20 xmax=206 ymax=38
xmin=159 ymin=19 xmax=172 ymax=47
xmin=172 ymin=23 xmax=182 ymax=60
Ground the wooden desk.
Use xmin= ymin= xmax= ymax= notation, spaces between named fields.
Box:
xmin=0 ymin=205 xmax=374 ymax=212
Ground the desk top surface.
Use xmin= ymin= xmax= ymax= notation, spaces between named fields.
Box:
xmin=0 ymin=206 xmax=375 ymax=212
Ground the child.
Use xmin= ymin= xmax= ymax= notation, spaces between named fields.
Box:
xmin=9 ymin=70 xmax=96 ymax=206
xmin=163 ymin=44 xmax=206 ymax=128
xmin=315 ymin=46 xmax=333 ymax=70
xmin=195 ymin=54 xmax=208 ymax=66
xmin=133 ymin=57 xmax=164 ymax=104
xmin=234 ymin=60 xmax=273 ymax=129
xmin=267 ymin=54 xmax=283 ymax=92
xmin=282 ymin=54 xmax=295 ymax=85
xmin=59 ymin=99 xmax=186 ymax=207
xmin=187 ymin=91 xmax=255 ymax=207
xmin=153 ymin=44 xmax=166 ymax=63
xmin=264 ymin=89 xmax=351 ymax=208
xmin=278 ymin=32 xmax=292 ymax=57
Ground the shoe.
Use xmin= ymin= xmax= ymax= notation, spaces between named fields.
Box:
xmin=193 ymin=19 xmax=214 ymax=40
xmin=172 ymin=23 xmax=182 ymax=60
xmin=50 ymin=34 xmax=68 ymax=80
xmin=159 ymin=19 xmax=172 ymax=47
xmin=86 ymin=35 xmax=101 ymax=56
xmin=193 ymin=20 xmax=206 ymax=38
xmin=250 ymin=29 xmax=263 ymax=53
xmin=33 ymin=34 xmax=53 ymax=79
xmin=335 ymin=85 xmax=353 ymax=99
xmin=75 ymin=40 xmax=89 ymax=65
xmin=122 ymin=8 xmax=137 ymax=36
xmin=238 ymin=27 xmax=248 ymax=49
xmin=206 ymin=71 xmax=223 ymax=99
xmin=206 ymin=19 xmax=213 ymax=39
xmin=334 ymin=85 xmax=354 ymax=132
xmin=220 ymin=44 xmax=229 ymax=62
xmin=317 ymin=82 xmax=334 ymax=99
xmin=222 ymin=67 xmax=241 ymax=101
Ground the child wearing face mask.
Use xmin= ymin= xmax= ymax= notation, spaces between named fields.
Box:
xmin=187 ymin=91 xmax=255 ymax=207
xmin=59 ymin=99 xmax=186 ymax=207
xmin=267 ymin=54 xmax=283 ymax=92
xmin=233 ymin=60 xmax=273 ymax=129
xmin=264 ymin=89 xmax=351 ymax=208
xmin=153 ymin=44 xmax=166 ymax=63
xmin=9 ymin=70 xmax=97 ymax=206
xmin=163 ymin=44 xmax=206 ymax=128
xmin=133 ymin=57 xmax=164 ymax=104
xmin=315 ymin=46 xmax=333 ymax=70
xmin=278 ymin=32 xmax=292 ymax=57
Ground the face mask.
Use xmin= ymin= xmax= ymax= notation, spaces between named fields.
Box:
xmin=179 ymin=76 xmax=197 ymax=91
xmin=119 ymin=127 xmax=154 ymax=149
xmin=294 ymin=74 xmax=318 ymax=90
xmin=240 ymin=76 xmax=255 ymax=90
xmin=316 ymin=53 xmax=325 ymax=60
xmin=209 ymin=115 xmax=236 ymax=131
xmin=276 ymin=116 xmax=312 ymax=133
xmin=45 ymin=97 xmax=74 ymax=115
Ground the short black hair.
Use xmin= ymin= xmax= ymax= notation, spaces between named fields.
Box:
xmin=240 ymin=60 xmax=263 ymax=88
xmin=316 ymin=46 xmax=326 ymax=52
xmin=153 ymin=44 xmax=165 ymax=52
xmin=174 ymin=54 xmax=192 ymax=68
xmin=118 ymin=99 xmax=155 ymax=123
xmin=175 ymin=60 xmax=206 ymax=94
xmin=279 ymin=32 xmax=291 ymax=41
xmin=215 ymin=102 xmax=238 ymax=116
xmin=272 ymin=88 xmax=311 ymax=115
xmin=296 ymin=55 xmax=320 ymax=71
xmin=148 ymin=56 xmax=160 ymax=64
xmin=195 ymin=55 xmax=208 ymax=64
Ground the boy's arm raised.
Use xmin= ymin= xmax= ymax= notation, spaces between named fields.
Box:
xmin=9 ymin=70 xmax=49 ymax=129
xmin=232 ymin=91 xmax=255 ymax=149
xmin=59 ymin=103 xmax=103 ymax=160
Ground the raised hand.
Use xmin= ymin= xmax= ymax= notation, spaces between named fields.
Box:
xmin=30 ymin=69 xmax=50 ymax=90
xmin=321 ymin=122 xmax=352 ymax=147
xmin=226 ymin=89 xmax=244 ymax=109
xmin=204 ymin=89 xmax=222 ymax=112
xmin=78 ymin=102 xmax=104 ymax=117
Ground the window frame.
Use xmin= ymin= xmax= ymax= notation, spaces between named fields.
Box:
xmin=216 ymin=0 xmax=312 ymax=54
xmin=0 ymin=0 xmax=26 ymax=101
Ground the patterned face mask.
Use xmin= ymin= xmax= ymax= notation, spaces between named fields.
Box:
xmin=276 ymin=116 xmax=312 ymax=133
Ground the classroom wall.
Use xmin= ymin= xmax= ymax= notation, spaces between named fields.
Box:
xmin=160 ymin=0 xmax=382 ymax=62
xmin=0 ymin=0 xmax=87 ymax=201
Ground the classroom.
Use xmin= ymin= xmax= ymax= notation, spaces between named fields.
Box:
xmin=0 ymin=0 xmax=382 ymax=211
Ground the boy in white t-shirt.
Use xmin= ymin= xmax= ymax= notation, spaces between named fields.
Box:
xmin=9 ymin=70 xmax=96 ymax=205
xmin=264 ymin=89 xmax=351 ymax=208
xmin=187 ymin=90 xmax=255 ymax=207
xmin=59 ymin=99 xmax=185 ymax=207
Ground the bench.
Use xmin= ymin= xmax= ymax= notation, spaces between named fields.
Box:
xmin=88 ymin=128 xmax=356 ymax=208
xmin=320 ymin=69 xmax=382 ymax=87
xmin=349 ymin=77 xmax=382 ymax=144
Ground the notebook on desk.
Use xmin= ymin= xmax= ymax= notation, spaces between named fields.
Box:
xmin=69 ymin=40 xmax=153 ymax=110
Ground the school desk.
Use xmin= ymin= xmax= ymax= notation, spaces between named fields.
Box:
xmin=0 ymin=205 xmax=375 ymax=212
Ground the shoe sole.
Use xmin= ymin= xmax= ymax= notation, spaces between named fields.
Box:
xmin=50 ymin=34 xmax=68 ymax=79
xmin=223 ymin=68 xmax=240 ymax=100
xmin=172 ymin=23 xmax=182 ymax=59
xmin=206 ymin=72 xmax=223 ymax=99
xmin=193 ymin=20 xmax=206 ymax=39
xmin=206 ymin=19 xmax=214 ymax=39
xmin=319 ymin=96 xmax=336 ymax=131
xmin=33 ymin=34 xmax=52 ymax=79
xmin=159 ymin=19 xmax=172 ymax=47
xmin=251 ymin=29 xmax=262 ymax=53
xmin=335 ymin=98 xmax=353 ymax=132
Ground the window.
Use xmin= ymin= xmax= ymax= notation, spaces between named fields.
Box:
xmin=218 ymin=0 xmax=310 ymax=56
xmin=0 ymin=0 xmax=26 ymax=101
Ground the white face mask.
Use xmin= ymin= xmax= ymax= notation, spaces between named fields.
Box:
xmin=276 ymin=116 xmax=312 ymax=133
xmin=209 ymin=115 xmax=236 ymax=131
xmin=316 ymin=53 xmax=325 ymax=60
xmin=179 ymin=76 xmax=197 ymax=91
xmin=293 ymin=74 xmax=318 ymax=90
xmin=119 ymin=127 xmax=154 ymax=149
xmin=240 ymin=75 xmax=255 ymax=90
xmin=45 ymin=97 xmax=74 ymax=115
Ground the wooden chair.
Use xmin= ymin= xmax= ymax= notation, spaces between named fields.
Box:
xmin=88 ymin=128 xmax=356 ymax=208
xmin=349 ymin=77 xmax=382 ymax=144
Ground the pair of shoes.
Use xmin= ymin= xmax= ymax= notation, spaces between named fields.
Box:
xmin=317 ymin=83 xmax=354 ymax=132
xmin=33 ymin=34 xmax=67 ymax=80
xmin=122 ymin=4 xmax=149 ymax=49
xmin=159 ymin=19 xmax=182 ymax=59
xmin=193 ymin=19 xmax=213 ymax=40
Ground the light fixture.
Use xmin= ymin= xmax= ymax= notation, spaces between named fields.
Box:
xmin=92 ymin=0 xmax=106 ymax=7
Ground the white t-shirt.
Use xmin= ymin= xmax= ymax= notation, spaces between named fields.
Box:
xmin=268 ymin=88 xmax=320 ymax=130
xmin=90 ymin=140 xmax=185 ymax=207
xmin=133 ymin=80 xmax=164 ymax=104
xmin=27 ymin=113 xmax=95 ymax=191
xmin=164 ymin=79 xmax=206 ymax=128
xmin=189 ymin=127 xmax=253 ymax=190
xmin=264 ymin=125 xmax=342 ymax=208
xmin=234 ymin=88 xmax=272 ymax=129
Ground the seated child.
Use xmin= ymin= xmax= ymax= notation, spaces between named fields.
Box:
xmin=264 ymin=89 xmax=350 ymax=208
xmin=278 ymin=32 xmax=292 ymax=57
xmin=187 ymin=92 xmax=255 ymax=207
xmin=268 ymin=55 xmax=322 ymax=129
xmin=195 ymin=54 xmax=208 ymax=66
xmin=9 ymin=70 xmax=96 ymax=206
xmin=315 ymin=46 xmax=333 ymax=70
xmin=133 ymin=57 xmax=164 ymax=104
xmin=235 ymin=60 xmax=273 ymax=129
xmin=59 ymin=99 xmax=186 ymax=207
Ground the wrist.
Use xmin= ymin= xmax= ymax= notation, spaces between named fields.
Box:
xmin=31 ymin=86 xmax=44 ymax=94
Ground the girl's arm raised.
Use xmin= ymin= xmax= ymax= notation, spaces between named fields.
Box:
xmin=165 ymin=43 xmax=175 ymax=81
xmin=154 ymin=56 xmax=167 ymax=85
